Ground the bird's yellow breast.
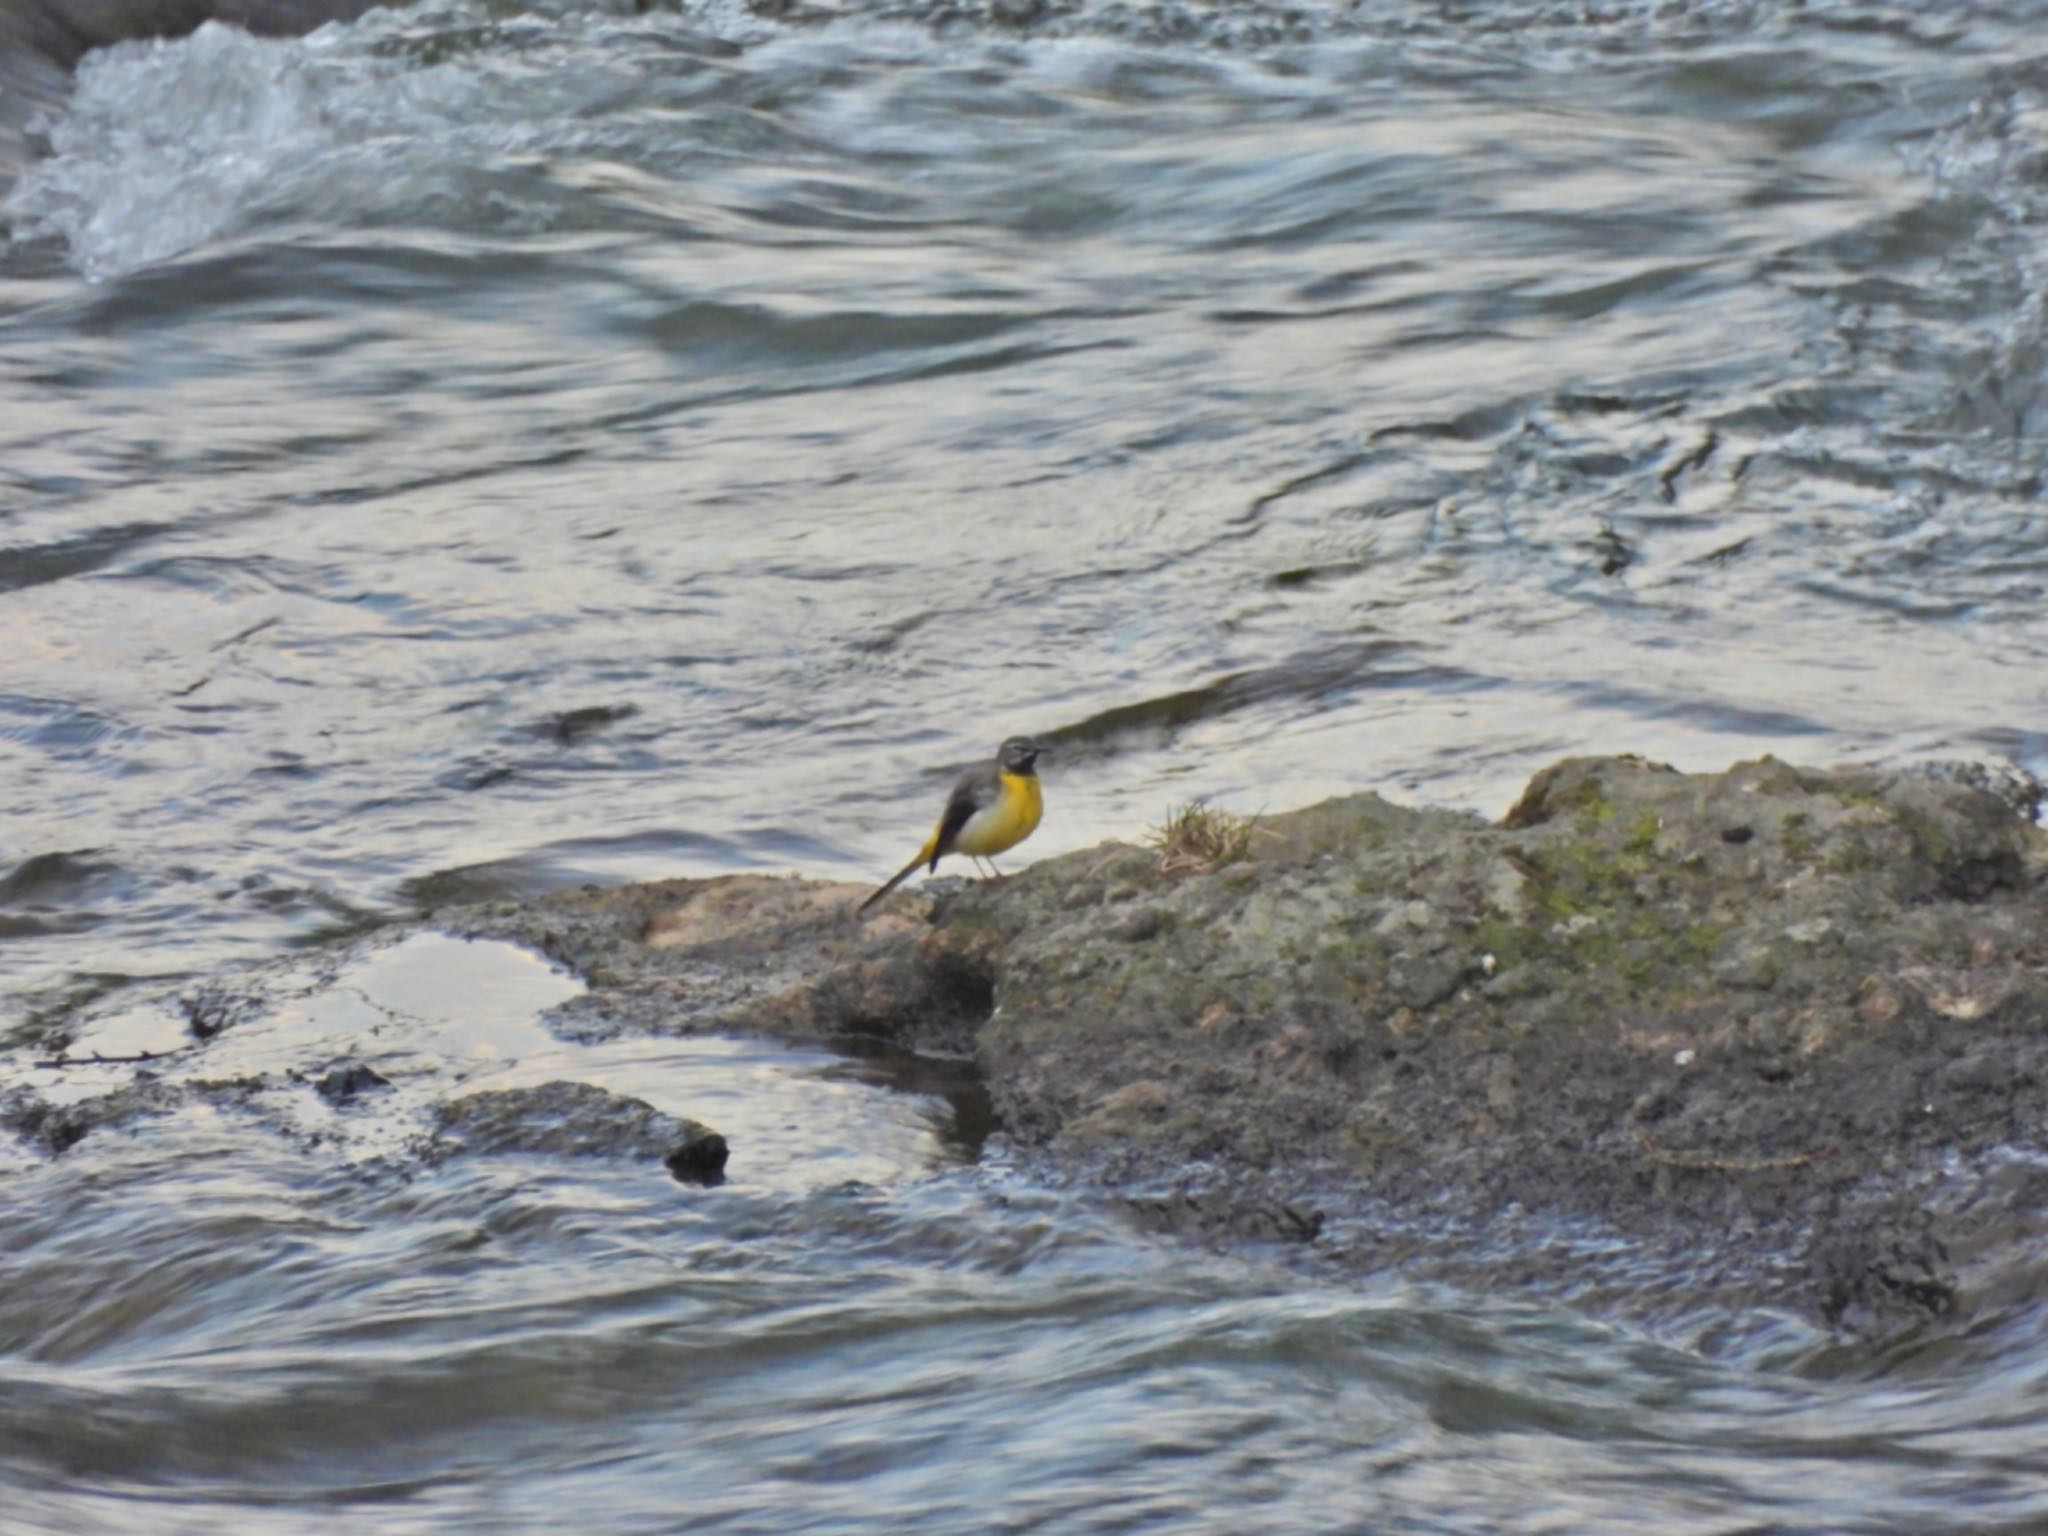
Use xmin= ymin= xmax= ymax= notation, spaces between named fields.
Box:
xmin=951 ymin=770 xmax=1043 ymax=858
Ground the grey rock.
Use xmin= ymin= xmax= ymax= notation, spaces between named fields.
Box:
xmin=433 ymin=1080 xmax=728 ymax=1182
xmin=458 ymin=754 xmax=2048 ymax=1337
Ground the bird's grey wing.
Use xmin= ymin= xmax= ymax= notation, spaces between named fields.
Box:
xmin=930 ymin=763 xmax=997 ymax=867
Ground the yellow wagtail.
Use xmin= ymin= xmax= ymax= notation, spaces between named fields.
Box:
xmin=858 ymin=736 xmax=1045 ymax=913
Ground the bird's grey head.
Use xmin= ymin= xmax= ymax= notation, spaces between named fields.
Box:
xmin=998 ymin=737 xmax=1043 ymax=773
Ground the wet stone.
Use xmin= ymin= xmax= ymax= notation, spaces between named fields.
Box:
xmin=665 ymin=1134 xmax=730 ymax=1185
xmin=314 ymin=1063 xmax=392 ymax=1106
xmin=1 ymin=1090 xmax=89 ymax=1155
xmin=181 ymin=984 xmax=260 ymax=1041
xmin=0 ymin=1079 xmax=185 ymax=1156
xmin=433 ymin=1080 xmax=727 ymax=1175
xmin=455 ymin=753 xmax=2048 ymax=1338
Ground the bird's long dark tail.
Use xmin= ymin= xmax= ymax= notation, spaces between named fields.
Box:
xmin=857 ymin=838 xmax=938 ymax=914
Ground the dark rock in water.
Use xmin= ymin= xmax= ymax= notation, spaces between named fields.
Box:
xmin=1 ymin=1078 xmax=185 ymax=1155
xmin=433 ymin=1080 xmax=727 ymax=1178
xmin=664 ymin=1132 xmax=730 ymax=1185
xmin=543 ymin=703 xmax=638 ymax=747
xmin=0 ymin=1088 xmax=91 ymax=1155
xmin=180 ymin=983 xmax=261 ymax=1041
xmin=314 ymin=1063 xmax=391 ymax=1106
xmin=460 ymin=753 xmax=2048 ymax=1337
xmin=1812 ymin=1203 xmax=1957 ymax=1333
xmin=1123 ymin=1182 xmax=1323 ymax=1246
xmin=989 ymin=0 xmax=1046 ymax=27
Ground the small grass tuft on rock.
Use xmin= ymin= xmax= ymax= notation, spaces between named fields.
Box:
xmin=1147 ymin=800 xmax=1264 ymax=878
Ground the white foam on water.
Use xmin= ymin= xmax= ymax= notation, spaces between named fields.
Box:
xmin=7 ymin=21 xmax=378 ymax=277
xmin=1 ymin=0 xmax=1355 ymax=281
xmin=2 ymin=7 xmax=617 ymax=279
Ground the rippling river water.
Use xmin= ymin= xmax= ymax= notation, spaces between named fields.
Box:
xmin=6 ymin=0 xmax=2048 ymax=1530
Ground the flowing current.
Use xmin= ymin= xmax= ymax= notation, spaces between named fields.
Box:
xmin=5 ymin=1 xmax=2048 ymax=1530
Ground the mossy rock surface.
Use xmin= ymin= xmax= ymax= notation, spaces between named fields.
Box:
xmin=466 ymin=755 xmax=2048 ymax=1335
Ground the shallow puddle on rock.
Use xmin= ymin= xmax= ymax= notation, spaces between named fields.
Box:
xmin=25 ymin=930 xmax=982 ymax=1190
xmin=263 ymin=931 xmax=583 ymax=1073
xmin=57 ymin=933 xmax=579 ymax=1077
xmin=50 ymin=999 xmax=188 ymax=1064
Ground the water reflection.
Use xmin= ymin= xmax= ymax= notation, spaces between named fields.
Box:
xmin=6 ymin=0 xmax=2048 ymax=1527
